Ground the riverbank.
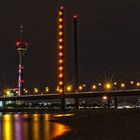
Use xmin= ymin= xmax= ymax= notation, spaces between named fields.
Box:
xmin=54 ymin=109 xmax=140 ymax=140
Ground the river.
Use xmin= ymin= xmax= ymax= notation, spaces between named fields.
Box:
xmin=0 ymin=113 xmax=70 ymax=140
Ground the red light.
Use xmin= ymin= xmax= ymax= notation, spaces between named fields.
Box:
xmin=16 ymin=41 xmax=28 ymax=47
xmin=16 ymin=41 xmax=21 ymax=46
xmin=60 ymin=6 xmax=64 ymax=10
xmin=73 ymin=15 xmax=77 ymax=18
xmin=18 ymin=80 xmax=24 ymax=83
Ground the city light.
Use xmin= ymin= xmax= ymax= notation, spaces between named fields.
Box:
xmin=59 ymin=18 xmax=63 ymax=22
xmin=59 ymin=32 xmax=63 ymax=36
xmin=66 ymin=85 xmax=72 ymax=92
xmin=78 ymin=86 xmax=83 ymax=90
xmin=102 ymin=95 xmax=108 ymax=100
xmin=5 ymin=90 xmax=11 ymax=95
xmin=98 ymin=83 xmax=102 ymax=86
xmin=56 ymin=86 xmax=59 ymax=91
xmin=45 ymin=87 xmax=49 ymax=93
xmin=121 ymin=83 xmax=125 ymax=88
xmin=104 ymin=83 xmax=112 ymax=90
xmin=136 ymin=82 xmax=140 ymax=87
xmin=59 ymin=25 xmax=63 ymax=29
xmin=114 ymin=82 xmax=117 ymax=85
xmin=83 ymin=84 xmax=86 ymax=87
xmin=34 ymin=88 xmax=39 ymax=93
xmin=59 ymin=45 xmax=63 ymax=49
xmin=25 ymin=90 xmax=28 ymax=94
xmin=130 ymin=81 xmax=134 ymax=84
xmin=59 ymin=66 xmax=63 ymax=71
xmin=92 ymin=85 xmax=96 ymax=90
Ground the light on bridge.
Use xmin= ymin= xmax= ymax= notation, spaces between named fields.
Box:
xmin=5 ymin=90 xmax=11 ymax=95
xmin=66 ymin=85 xmax=72 ymax=92
xmin=92 ymin=85 xmax=96 ymax=90
xmin=121 ymin=83 xmax=125 ymax=88
xmin=98 ymin=83 xmax=102 ymax=86
xmin=102 ymin=95 xmax=108 ymax=100
xmin=114 ymin=82 xmax=117 ymax=85
xmin=78 ymin=86 xmax=83 ymax=91
xmin=45 ymin=87 xmax=49 ymax=93
xmin=34 ymin=88 xmax=39 ymax=93
xmin=136 ymin=82 xmax=140 ymax=87
xmin=25 ymin=90 xmax=28 ymax=94
xmin=104 ymin=83 xmax=112 ymax=90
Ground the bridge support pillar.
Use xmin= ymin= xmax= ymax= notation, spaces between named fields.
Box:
xmin=114 ymin=96 xmax=117 ymax=109
xmin=61 ymin=94 xmax=65 ymax=112
xmin=107 ymin=95 xmax=110 ymax=108
xmin=75 ymin=98 xmax=79 ymax=109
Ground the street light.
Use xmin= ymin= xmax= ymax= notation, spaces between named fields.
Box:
xmin=45 ymin=87 xmax=49 ymax=93
xmin=34 ymin=88 xmax=39 ymax=93
xmin=92 ymin=85 xmax=96 ymax=90
xmin=136 ymin=82 xmax=140 ymax=87
xmin=78 ymin=85 xmax=83 ymax=91
xmin=66 ymin=85 xmax=72 ymax=92
xmin=104 ymin=83 xmax=112 ymax=91
xmin=121 ymin=83 xmax=125 ymax=88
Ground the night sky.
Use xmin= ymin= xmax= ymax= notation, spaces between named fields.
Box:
xmin=1 ymin=0 xmax=140 ymax=91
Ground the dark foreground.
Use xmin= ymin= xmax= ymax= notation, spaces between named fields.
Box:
xmin=55 ymin=109 xmax=140 ymax=140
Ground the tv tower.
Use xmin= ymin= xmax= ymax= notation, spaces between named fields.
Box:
xmin=16 ymin=26 xmax=28 ymax=96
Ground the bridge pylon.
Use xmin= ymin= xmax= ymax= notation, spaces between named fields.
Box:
xmin=58 ymin=6 xmax=65 ymax=111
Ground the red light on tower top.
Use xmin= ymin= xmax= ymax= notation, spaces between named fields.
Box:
xmin=16 ymin=26 xmax=28 ymax=51
xmin=16 ymin=41 xmax=28 ymax=47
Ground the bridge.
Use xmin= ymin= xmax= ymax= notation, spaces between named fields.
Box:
xmin=1 ymin=89 xmax=140 ymax=110
xmin=1 ymin=6 xmax=140 ymax=111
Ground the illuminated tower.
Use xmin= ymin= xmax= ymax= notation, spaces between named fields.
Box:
xmin=16 ymin=26 xmax=28 ymax=96
xmin=58 ymin=6 xmax=65 ymax=110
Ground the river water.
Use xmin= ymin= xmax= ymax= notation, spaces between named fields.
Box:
xmin=0 ymin=113 xmax=70 ymax=140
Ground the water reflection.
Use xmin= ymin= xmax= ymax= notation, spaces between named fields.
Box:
xmin=1 ymin=113 xmax=70 ymax=140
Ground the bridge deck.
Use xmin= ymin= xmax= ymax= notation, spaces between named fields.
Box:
xmin=0 ymin=89 xmax=140 ymax=101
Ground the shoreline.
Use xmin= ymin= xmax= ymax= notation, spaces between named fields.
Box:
xmin=53 ymin=108 xmax=140 ymax=140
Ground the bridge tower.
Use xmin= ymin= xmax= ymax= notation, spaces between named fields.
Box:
xmin=58 ymin=6 xmax=65 ymax=111
xmin=16 ymin=26 xmax=28 ymax=96
xmin=73 ymin=15 xmax=79 ymax=109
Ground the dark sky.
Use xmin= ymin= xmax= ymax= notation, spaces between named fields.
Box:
xmin=0 ymin=0 xmax=140 ymax=91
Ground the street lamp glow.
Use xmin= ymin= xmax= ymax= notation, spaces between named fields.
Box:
xmin=6 ymin=90 xmax=11 ymax=95
xmin=45 ymin=87 xmax=49 ymax=92
xmin=25 ymin=90 xmax=28 ymax=94
xmin=121 ymin=83 xmax=125 ymax=88
xmin=34 ymin=88 xmax=39 ymax=93
xmin=102 ymin=95 xmax=107 ymax=100
xmin=83 ymin=84 xmax=86 ymax=87
xmin=98 ymin=83 xmax=102 ymax=86
xmin=130 ymin=81 xmax=134 ymax=84
xmin=136 ymin=82 xmax=140 ymax=87
xmin=66 ymin=85 xmax=72 ymax=92
xmin=56 ymin=86 xmax=59 ymax=91
xmin=105 ymin=83 xmax=112 ymax=90
xmin=114 ymin=82 xmax=117 ymax=85
xmin=78 ymin=86 xmax=83 ymax=90
xmin=92 ymin=85 xmax=96 ymax=90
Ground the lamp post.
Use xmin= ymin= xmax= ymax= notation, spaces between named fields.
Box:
xmin=16 ymin=26 xmax=28 ymax=96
